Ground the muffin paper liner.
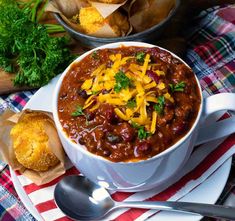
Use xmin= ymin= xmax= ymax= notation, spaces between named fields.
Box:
xmin=0 ymin=109 xmax=66 ymax=185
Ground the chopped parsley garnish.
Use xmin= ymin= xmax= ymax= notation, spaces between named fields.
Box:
xmin=71 ymin=105 xmax=84 ymax=117
xmin=127 ymin=99 xmax=136 ymax=109
xmin=169 ymin=81 xmax=186 ymax=92
xmin=154 ymin=96 xmax=165 ymax=115
xmin=91 ymin=91 xmax=99 ymax=95
xmin=136 ymin=52 xmax=145 ymax=63
xmin=131 ymin=122 xmax=151 ymax=140
xmin=92 ymin=51 xmax=99 ymax=59
xmin=131 ymin=122 xmax=139 ymax=129
xmin=138 ymin=126 xmax=151 ymax=140
xmin=114 ymin=71 xmax=132 ymax=93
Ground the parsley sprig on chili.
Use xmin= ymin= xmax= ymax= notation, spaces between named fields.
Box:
xmin=127 ymin=99 xmax=137 ymax=109
xmin=169 ymin=81 xmax=186 ymax=92
xmin=71 ymin=105 xmax=84 ymax=117
xmin=136 ymin=52 xmax=145 ymax=63
xmin=131 ymin=122 xmax=151 ymax=140
xmin=138 ymin=126 xmax=152 ymax=140
xmin=114 ymin=71 xmax=133 ymax=93
xmin=92 ymin=51 xmax=99 ymax=60
xmin=154 ymin=96 xmax=165 ymax=115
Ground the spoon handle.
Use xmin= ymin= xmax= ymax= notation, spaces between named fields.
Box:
xmin=117 ymin=201 xmax=235 ymax=220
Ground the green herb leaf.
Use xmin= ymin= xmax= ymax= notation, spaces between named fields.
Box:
xmin=154 ymin=96 xmax=165 ymax=115
xmin=131 ymin=122 xmax=140 ymax=129
xmin=127 ymin=99 xmax=136 ymax=109
xmin=91 ymin=91 xmax=99 ymax=95
xmin=114 ymin=71 xmax=132 ymax=93
xmin=0 ymin=0 xmax=73 ymax=87
xmin=92 ymin=51 xmax=99 ymax=59
xmin=138 ymin=126 xmax=151 ymax=140
xmin=131 ymin=122 xmax=151 ymax=140
xmin=71 ymin=105 xmax=84 ymax=117
xmin=136 ymin=52 xmax=145 ymax=63
xmin=169 ymin=81 xmax=186 ymax=92
xmin=169 ymin=83 xmax=174 ymax=92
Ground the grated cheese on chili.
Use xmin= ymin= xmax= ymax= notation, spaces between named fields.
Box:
xmin=81 ymin=52 xmax=176 ymax=134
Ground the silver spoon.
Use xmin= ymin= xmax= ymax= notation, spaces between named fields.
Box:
xmin=54 ymin=175 xmax=235 ymax=220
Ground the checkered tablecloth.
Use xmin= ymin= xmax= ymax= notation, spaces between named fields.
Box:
xmin=0 ymin=4 xmax=235 ymax=221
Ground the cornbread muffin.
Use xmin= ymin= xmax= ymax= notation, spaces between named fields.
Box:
xmin=78 ymin=6 xmax=129 ymax=36
xmin=10 ymin=112 xmax=59 ymax=172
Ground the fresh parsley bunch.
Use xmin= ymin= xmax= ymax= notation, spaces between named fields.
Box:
xmin=0 ymin=0 xmax=74 ymax=87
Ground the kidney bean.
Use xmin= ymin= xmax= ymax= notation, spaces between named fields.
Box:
xmin=102 ymin=149 xmax=111 ymax=157
xmin=111 ymin=113 xmax=120 ymax=124
xmin=86 ymin=111 xmax=95 ymax=121
xmin=78 ymin=137 xmax=85 ymax=145
xmin=99 ymin=104 xmax=115 ymax=123
xmin=146 ymin=70 xmax=160 ymax=83
xmin=106 ymin=133 xmax=121 ymax=144
xmin=115 ymin=122 xmax=135 ymax=142
xmin=165 ymin=100 xmax=174 ymax=109
xmin=146 ymin=47 xmax=161 ymax=62
xmin=78 ymin=89 xmax=88 ymax=99
xmin=135 ymin=141 xmax=152 ymax=156
xmin=106 ymin=110 xmax=115 ymax=123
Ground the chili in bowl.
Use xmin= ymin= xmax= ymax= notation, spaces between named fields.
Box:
xmin=58 ymin=45 xmax=200 ymax=162
xmin=53 ymin=42 xmax=234 ymax=192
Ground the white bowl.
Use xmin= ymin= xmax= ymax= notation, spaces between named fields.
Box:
xmin=52 ymin=42 xmax=235 ymax=192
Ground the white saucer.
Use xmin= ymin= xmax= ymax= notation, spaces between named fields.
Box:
xmin=11 ymin=76 xmax=232 ymax=221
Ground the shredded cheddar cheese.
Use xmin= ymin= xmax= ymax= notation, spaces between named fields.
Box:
xmin=80 ymin=51 xmax=177 ymax=135
xmin=151 ymin=111 xmax=157 ymax=134
xmin=141 ymin=54 xmax=151 ymax=76
xmin=157 ymin=82 xmax=166 ymax=90
xmin=154 ymin=70 xmax=165 ymax=76
xmin=144 ymin=81 xmax=157 ymax=90
xmin=114 ymin=108 xmax=129 ymax=121
xmin=81 ymin=79 xmax=93 ymax=90
xmin=83 ymin=95 xmax=96 ymax=109
xmin=164 ymin=92 xmax=174 ymax=103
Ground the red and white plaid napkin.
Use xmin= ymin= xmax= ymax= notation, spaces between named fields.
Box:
xmin=15 ymin=130 xmax=235 ymax=221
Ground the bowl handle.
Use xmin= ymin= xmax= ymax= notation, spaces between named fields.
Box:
xmin=195 ymin=93 xmax=235 ymax=145
xmin=202 ymin=93 xmax=235 ymax=120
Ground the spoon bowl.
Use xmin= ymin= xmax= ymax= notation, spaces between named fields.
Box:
xmin=54 ymin=175 xmax=235 ymax=221
xmin=54 ymin=175 xmax=115 ymax=220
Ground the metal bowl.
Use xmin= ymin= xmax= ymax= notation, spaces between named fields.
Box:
xmin=54 ymin=0 xmax=181 ymax=48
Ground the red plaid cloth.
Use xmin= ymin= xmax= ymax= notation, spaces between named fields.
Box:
xmin=0 ymin=166 xmax=18 ymax=199
xmin=185 ymin=5 xmax=235 ymax=95
xmin=0 ymin=4 xmax=235 ymax=221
